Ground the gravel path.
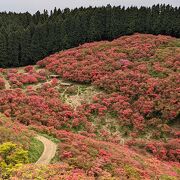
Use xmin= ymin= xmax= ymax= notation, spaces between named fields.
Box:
xmin=1 ymin=76 xmax=11 ymax=89
xmin=35 ymin=135 xmax=57 ymax=165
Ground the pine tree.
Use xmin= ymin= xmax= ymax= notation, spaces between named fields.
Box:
xmin=7 ymin=31 xmax=21 ymax=66
xmin=20 ymin=29 xmax=32 ymax=65
xmin=0 ymin=32 xmax=8 ymax=67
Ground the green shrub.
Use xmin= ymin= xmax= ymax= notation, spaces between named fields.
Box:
xmin=159 ymin=175 xmax=176 ymax=180
xmin=0 ymin=142 xmax=29 ymax=179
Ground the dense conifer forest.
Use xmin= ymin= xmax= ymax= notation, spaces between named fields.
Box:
xmin=0 ymin=4 xmax=179 ymax=67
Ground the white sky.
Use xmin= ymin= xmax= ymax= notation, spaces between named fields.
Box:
xmin=0 ymin=0 xmax=179 ymax=13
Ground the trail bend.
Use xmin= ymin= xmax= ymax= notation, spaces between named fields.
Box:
xmin=35 ymin=135 xmax=57 ymax=165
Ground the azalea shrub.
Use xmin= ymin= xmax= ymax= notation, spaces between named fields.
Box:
xmin=127 ymin=138 xmax=180 ymax=162
xmin=3 ymin=67 xmax=49 ymax=88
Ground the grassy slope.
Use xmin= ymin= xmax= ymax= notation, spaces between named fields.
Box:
xmin=28 ymin=137 xmax=44 ymax=163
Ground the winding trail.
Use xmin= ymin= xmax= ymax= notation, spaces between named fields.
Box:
xmin=1 ymin=73 xmax=58 ymax=164
xmin=35 ymin=135 xmax=57 ymax=165
xmin=1 ymin=76 xmax=11 ymax=89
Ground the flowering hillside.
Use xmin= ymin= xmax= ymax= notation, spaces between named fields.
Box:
xmin=11 ymin=130 xmax=180 ymax=179
xmin=0 ymin=34 xmax=179 ymax=179
xmin=37 ymin=33 xmax=179 ymax=139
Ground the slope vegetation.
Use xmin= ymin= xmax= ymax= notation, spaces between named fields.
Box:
xmin=0 ymin=34 xmax=179 ymax=179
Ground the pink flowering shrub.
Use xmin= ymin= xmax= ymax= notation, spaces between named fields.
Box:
xmin=5 ymin=67 xmax=48 ymax=87
xmin=127 ymin=138 xmax=180 ymax=162
xmin=24 ymin=65 xmax=34 ymax=72
xmin=51 ymin=78 xmax=59 ymax=86
xmin=37 ymin=34 xmax=173 ymax=83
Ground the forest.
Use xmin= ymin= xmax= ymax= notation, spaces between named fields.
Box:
xmin=0 ymin=4 xmax=180 ymax=67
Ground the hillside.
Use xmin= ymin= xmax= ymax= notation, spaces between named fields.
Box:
xmin=0 ymin=34 xmax=179 ymax=179
xmin=0 ymin=4 xmax=180 ymax=68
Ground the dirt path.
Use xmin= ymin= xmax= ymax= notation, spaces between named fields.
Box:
xmin=35 ymin=135 xmax=57 ymax=165
xmin=1 ymin=76 xmax=11 ymax=89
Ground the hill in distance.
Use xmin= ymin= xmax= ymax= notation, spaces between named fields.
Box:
xmin=0 ymin=34 xmax=179 ymax=179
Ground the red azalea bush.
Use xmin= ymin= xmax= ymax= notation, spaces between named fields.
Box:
xmin=24 ymin=65 xmax=34 ymax=72
xmin=5 ymin=68 xmax=48 ymax=87
xmin=127 ymin=138 xmax=180 ymax=162
xmin=51 ymin=78 xmax=59 ymax=86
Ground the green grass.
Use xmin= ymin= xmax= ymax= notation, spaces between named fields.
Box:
xmin=50 ymin=147 xmax=60 ymax=163
xmin=166 ymin=39 xmax=180 ymax=48
xmin=159 ymin=175 xmax=176 ymax=180
xmin=28 ymin=137 xmax=44 ymax=163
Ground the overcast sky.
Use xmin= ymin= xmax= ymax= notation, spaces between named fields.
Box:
xmin=0 ymin=0 xmax=179 ymax=13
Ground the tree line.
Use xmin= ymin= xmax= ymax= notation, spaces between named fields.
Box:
xmin=0 ymin=4 xmax=179 ymax=67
